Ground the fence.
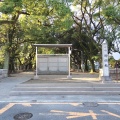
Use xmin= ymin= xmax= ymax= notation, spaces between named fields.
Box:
xmin=110 ymin=68 xmax=120 ymax=80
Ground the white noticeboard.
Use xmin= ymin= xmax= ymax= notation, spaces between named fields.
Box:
xmin=102 ymin=41 xmax=109 ymax=76
xmin=37 ymin=54 xmax=68 ymax=75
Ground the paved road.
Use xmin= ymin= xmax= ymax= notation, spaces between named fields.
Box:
xmin=0 ymin=102 xmax=120 ymax=120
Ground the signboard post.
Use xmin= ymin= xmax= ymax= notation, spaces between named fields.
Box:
xmin=67 ymin=47 xmax=72 ymax=79
xmin=101 ymin=41 xmax=111 ymax=82
xmin=34 ymin=46 xmax=39 ymax=79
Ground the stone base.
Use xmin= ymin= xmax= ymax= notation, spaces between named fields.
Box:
xmin=101 ymin=76 xmax=113 ymax=83
xmin=67 ymin=75 xmax=72 ymax=79
xmin=34 ymin=75 xmax=39 ymax=80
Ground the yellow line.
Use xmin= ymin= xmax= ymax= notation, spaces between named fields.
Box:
xmin=0 ymin=103 xmax=14 ymax=115
xmin=89 ymin=110 xmax=98 ymax=120
xmin=101 ymin=110 xmax=120 ymax=118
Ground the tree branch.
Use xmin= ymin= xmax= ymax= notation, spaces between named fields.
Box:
xmin=0 ymin=20 xmax=14 ymax=25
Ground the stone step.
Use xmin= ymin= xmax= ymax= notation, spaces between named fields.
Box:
xmin=10 ymin=90 xmax=120 ymax=96
xmin=10 ymin=83 xmax=120 ymax=96
xmin=13 ymin=86 xmax=120 ymax=91
xmin=16 ymin=83 xmax=120 ymax=87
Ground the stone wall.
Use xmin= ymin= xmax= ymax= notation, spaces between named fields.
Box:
xmin=0 ymin=69 xmax=8 ymax=79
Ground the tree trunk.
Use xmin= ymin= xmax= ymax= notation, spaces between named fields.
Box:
xmin=3 ymin=51 xmax=9 ymax=74
xmin=3 ymin=32 xmax=9 ymax=75
xmin=9 ymin=57 xmax=15 ymax=73
xmin=85 ymin=59 xmax=89 ymax=71
xmin=90 ymin=59 xmax=96 ymax=73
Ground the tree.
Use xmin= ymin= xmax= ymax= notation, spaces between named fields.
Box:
xmin=102 ymin=0 xmax=120 ymax=25
xmin=64 ymin=0 xmax=105 ymax=72
xmin=102 ymin=0 xmax=120 ymax=52
xmin=0 ymin=0 xmax=73 ymax=73
xmin=2 ymin=0 xmax=119 ymax=73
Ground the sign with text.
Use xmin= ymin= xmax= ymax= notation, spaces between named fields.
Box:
xmin=102 ymin=41 xmax=109 ymax=76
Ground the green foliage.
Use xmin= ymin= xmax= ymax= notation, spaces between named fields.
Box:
xmin=104 ymin=5 xmax=116 ymax=18
xmin=38 ymin=48 xmax=54 ymax=54
xmin=0 ymin=0 xmax=22 ymax=14
xmin=0 ymin=47 xmax=5 ymax=68
xmin=109 ymin=57 xmax=116 ymax=68
xmin=102 ymin=0 xmax=120 ymax=25
xmin=0 ymin=3 xmax=14 ymax=14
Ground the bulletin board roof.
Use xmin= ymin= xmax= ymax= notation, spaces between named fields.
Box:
xmin=33 ymin=44 xmax=72 ymax=48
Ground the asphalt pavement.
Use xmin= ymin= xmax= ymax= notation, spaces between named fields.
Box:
xmin=0 ymin=102 xmax=120 ymax=120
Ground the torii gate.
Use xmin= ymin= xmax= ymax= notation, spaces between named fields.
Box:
xmin=33 ymin=44 xmax=72 ymax=79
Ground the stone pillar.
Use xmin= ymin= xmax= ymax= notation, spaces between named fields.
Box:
xmin=101 ymin=40 xmax=111 ymax=82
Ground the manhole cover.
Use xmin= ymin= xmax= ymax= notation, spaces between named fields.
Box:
xmin=14 ymin=112 xmax=33 ymax=120
xmin=83 ymin=102 xmax=98 ymax=107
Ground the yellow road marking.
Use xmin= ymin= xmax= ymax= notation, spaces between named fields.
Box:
xmin=101 ymin=110 xmax=120 ymax=118
xmin=89 ymin=110 xmax=97 ymax=120
xmin=0 ymin=103 xmax=14 ymax=115
xmin=50 ymin=110 xmax=100 ymax=119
